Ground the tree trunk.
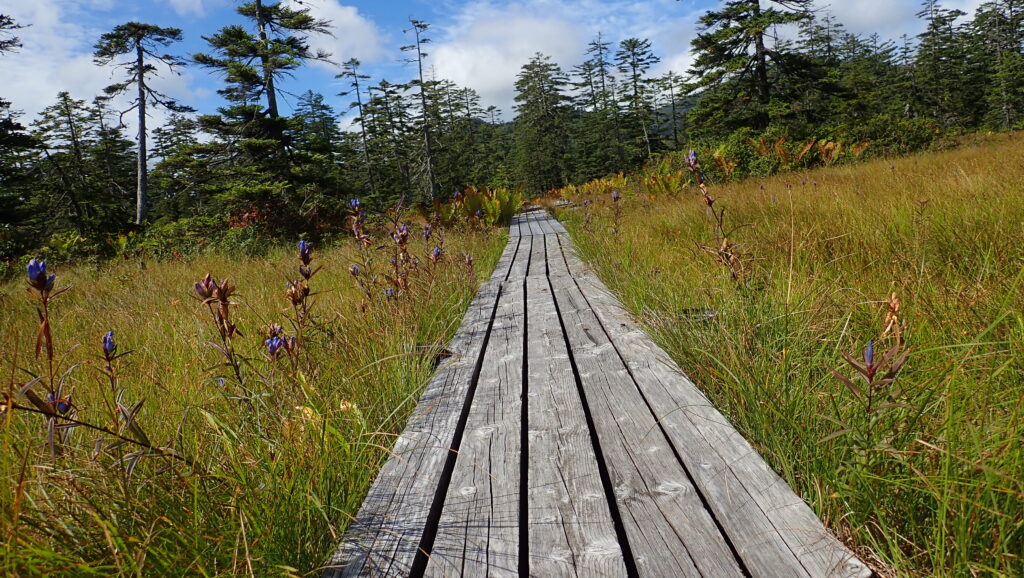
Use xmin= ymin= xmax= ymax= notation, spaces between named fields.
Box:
xmin=136 ymin=39 xmax=148 ymax=225
xmin=412 ymin=24 xmax=439 ymax=202
xmin=352 ymin=71 xmax=376 ymax=196
xmin=254 ymin=0 xmax=279 ymax=119
xmin=752 ymin=0 xmax=771 ymax=129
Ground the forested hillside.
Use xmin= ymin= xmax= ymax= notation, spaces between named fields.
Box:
xmin=1 ymin=1 xmax=1023 ymax=265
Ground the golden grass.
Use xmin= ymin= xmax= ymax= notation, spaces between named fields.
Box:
xmin=553 ymin=132 xmax=1024 ymax=576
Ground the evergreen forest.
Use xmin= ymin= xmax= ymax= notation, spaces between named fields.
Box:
xmin=1 ymin=1 xmax=1023 ymax=265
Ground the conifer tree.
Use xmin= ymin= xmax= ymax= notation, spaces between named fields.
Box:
xmin=0 ymin=13 xmax=24 ymax=54
xmin=338 ymin=58 xmax=377 ymax=196
xmin=615 ymin=37 xmax=660 ymax=159
xmin=689 ymin=0 xmax=813 ymax=131
xmin=402 ymin=19 xmax=439 ymax=203
xmin=94 ymin=22 xmax=190 ymax=224
xmin=915 ymin=1 xmax=971 ymax=128
xmin=513 ymin=53 xmax=570 ymax=194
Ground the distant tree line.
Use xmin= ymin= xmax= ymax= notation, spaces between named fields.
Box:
xmin=1 ymin=0 xmax=1023 ymax=262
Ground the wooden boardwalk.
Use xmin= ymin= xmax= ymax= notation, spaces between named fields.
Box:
xmin=326 ymin=210 xmax=872 ymax=577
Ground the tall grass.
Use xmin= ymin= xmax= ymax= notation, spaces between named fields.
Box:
xmin=552 ymin=133 xmax=1024 ymax=576
xmin=0 ymin=220 xmax=505 ymax=575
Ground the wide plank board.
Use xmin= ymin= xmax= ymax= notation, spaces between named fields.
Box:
xmin=325 ymin=235 xmax=520 ymax=577
xmin=525 ymin=264 xmax=627 ymax=577
xmin=554 ymin=233 xmax=872 ymax=578
xmin=547 ymin=270 xmax=744 ymax=577
xmin=423 ymin=246 xmax=531 ymax=576
xmin=329 ymin=210 xmax=870 ymax=578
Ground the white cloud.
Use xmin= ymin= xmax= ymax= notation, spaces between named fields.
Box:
xmin=3 ymin=0 xmax=203 ymax=140
xmin=426 ymin=0 xmax=704 ymax=115
xmin=168 ymin=0 xmax=207 ymax=18
xmin=824 ymin=0 xmax=985 ymax=41
xmin=431 ymin=11 xmax=585 ymax=114
xmin=283 ymin=0 xmax=386 ymax=69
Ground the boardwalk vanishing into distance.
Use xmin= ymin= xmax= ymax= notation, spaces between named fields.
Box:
xmin=326 ymin=209 xmax=872 ymax=577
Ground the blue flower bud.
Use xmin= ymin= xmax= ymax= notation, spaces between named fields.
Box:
xmin=27 ymin=259 xmax=55 ymax=292
xmin=102 ymin=330 xmax=116 ymax=356
xmin=611 ymin=191 xmax=621 ymax=202
xmin=298 ymin=239 xmax=312 ymax=265
xmin=266 ymin=336 xmax=285 ymax=358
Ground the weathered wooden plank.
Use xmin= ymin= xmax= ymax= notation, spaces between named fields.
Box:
xmin=527 ymin=225 xmax=548 ymax=278
xmin=555 ymin=236 xmax=872 ymax=578
xmin=527 ymin=211 xmax=545 ymax=237
xmin=325 ymin=235 xmax=520 ymax=577
xmin=510 ymin=214 xmax=522 ymax=237
xmin=525 ymin=270 xmax=627 ymax=577
xmin=547 ymin=214 xmax=568 ymax=235
xmin=547 ymin=270 xmax=744 ymax=577
xmin=506 ymin=233 xmax=532 ymax=281
xmin=423 ymin=249 xmax=531 ymax=577
xmin=535 ymin=211 xmax=555 ymax=235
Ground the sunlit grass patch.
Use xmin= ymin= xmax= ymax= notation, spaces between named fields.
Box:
xmin=0 ymin=215 xmax=505 ymax=575
xmin=553 ymin=133 xmax=1024 ymax=576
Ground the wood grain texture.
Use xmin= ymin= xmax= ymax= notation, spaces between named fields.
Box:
xmin=555 ymin=235 xmax=872 ymax=578
xmin=423 ymin=242 xmax=532 ymax=577
xmin=324 ymin=236 xmax=520 ymax=577
xmin=548 ymin=269 xmax=742 ymax=577
xmin=525 ymin=268 xmax=627 ymax=577
xmin=329 ymin=210 xmax=869 ymax=578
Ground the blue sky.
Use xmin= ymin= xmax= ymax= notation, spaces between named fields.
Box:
xmin=3 ymin=0 xmax=985 ymax=130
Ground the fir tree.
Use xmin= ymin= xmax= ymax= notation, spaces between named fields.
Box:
xmin=513 ymin=53 xmax=570 ymax=194
xmin=689 ymin=0 xmax=813 ymax=131
xmin=94 ymin=22 xmax=191 ymax=224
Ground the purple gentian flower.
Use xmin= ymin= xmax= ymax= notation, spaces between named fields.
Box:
xmin=299 ymin=240 xmax=312 ymax=265
xmin=611 ymin=191 xmax=621 ymax=202
xmin=865 ymin=340 xmax=874 ymax=369
xmin=423 ymin=224 xmax=432 ymax=241
xmin=349 ymin=264 xmax=361 ymax=277
xmin=195 ymin=273 xmax=216 ymax=300
xmin=27 ymin=259 xmax=55 ymax=293
xmin=687 ymin=150 xmax=698 ymax=169
xmin=349 ymin=198 xmax=361 ymax=210
xmin=47 ymin=393 xmax=71 ymax=414
xmin=102 ymin=331 xmax=116 ymax=357
xmin=385 ymin=288 xmax=395 ymax=297
xmin=266 ymin=336 xmax=285 ymax=358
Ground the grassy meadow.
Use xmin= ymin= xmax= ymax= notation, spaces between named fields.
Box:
xmin=0 ymin=220 xmax=505 ymax=575
xmin=551 ymin=133 xmax=1024 ymax=576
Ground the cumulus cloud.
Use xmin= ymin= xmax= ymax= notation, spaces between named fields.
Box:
xmin=427 ymin=0 xmax=702 ymax=114
xmin=283 ymin=0 xmax=386 ymax=69
xmin=3 ymin=0 xmax=203 ymax=139
xmin=168 ymin=0 xmax=207 ymax=18
xmin=824 ymin=0 xmax=985 ymax=41
xmin=431 ymin=12 xmax=585 ymax=114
